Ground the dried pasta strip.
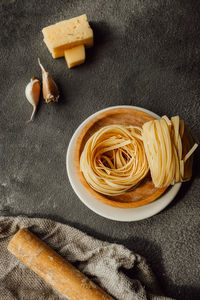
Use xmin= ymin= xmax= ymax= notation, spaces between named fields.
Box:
xmin=142 ymin=116 xmax=198 ymax=188
xmin=80 ymin=125 xmax=149 ymax=196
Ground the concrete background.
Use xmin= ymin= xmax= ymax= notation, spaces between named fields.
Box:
xmin=0 ymin=0 xmax=200 ymax=299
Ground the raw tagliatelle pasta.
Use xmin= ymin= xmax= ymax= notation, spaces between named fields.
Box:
xmin=142 ymin=116 xmax=198 ymax=188
xmin=80 ymin=125 xmax=149 ymax=196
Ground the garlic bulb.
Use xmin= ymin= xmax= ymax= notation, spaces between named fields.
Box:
xmin=25 ymin=77 xmax=41 ymax=122
xmin=38 ymin=58 xmax=59 ymax=103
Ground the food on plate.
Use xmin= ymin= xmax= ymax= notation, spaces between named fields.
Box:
xmin=80 ymin=125 xmax=149 ymax=196
xmin=80 ymin=116 xmax=198 ymax=196
xmin=142 ymin=115 xmax=198 ymax=188
xmin=8 ymin=228 xmax=114 ymax=300
xmin=42 ymin=14 xmax=93 ymax=68
xmin=38 ymin=58 xmax=59 ymax=103
xmin=25 ymin=77 xmax=41 ymax=122
xmin=64 ymin=44 xmax=85 ymax=68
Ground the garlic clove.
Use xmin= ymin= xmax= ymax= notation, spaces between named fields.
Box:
xmin=25 ymin=77 xmax=41 ymax=122
xmin=38 ymin=58 xmax=59 ymax=103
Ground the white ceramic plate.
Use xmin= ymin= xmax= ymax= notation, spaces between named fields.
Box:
xmin=66 ymin=106 xmax=181 ymax=221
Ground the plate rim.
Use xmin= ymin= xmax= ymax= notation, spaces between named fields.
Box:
xmin=66 ymin=105 xmax=182 ymax=221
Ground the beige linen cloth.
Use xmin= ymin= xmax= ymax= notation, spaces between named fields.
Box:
xmin=0 ymin=216 xmax=173 ymax=300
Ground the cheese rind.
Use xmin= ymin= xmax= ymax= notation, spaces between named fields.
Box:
xmin=42 ymin=14 xmax=93 ymax=58
xmin=64 ymin=45 xmax=85 ymax=68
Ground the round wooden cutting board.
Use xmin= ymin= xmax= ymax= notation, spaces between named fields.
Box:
xmin=74 ymin=107 xmax=167 ymax=208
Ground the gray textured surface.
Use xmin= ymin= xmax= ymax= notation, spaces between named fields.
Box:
xmin=0 ymin=0 xmax=200 ymax=299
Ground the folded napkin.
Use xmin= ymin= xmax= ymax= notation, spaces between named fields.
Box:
xmin=0 ymin=216 xmax=173 ymax=300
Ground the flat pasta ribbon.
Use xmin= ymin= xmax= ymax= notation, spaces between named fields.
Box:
xmin=80 ymin=125 xmax=149 ymax=196
xmin=142 ymin=116 xmax=198 ymax=188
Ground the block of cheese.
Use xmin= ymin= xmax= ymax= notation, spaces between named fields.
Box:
xmin=42 ymin=14 xmax=93 ymax=58
xmin=64 ymin=45 xmax=85 ymax=68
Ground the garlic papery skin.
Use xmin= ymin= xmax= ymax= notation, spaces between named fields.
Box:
xmin=38 ymin=58 xmax=59 ymax=103
xmin=25 ymin=77 xmax=41 ymax=122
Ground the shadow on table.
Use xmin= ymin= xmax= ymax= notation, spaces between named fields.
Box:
xmin=120 ymin=236 xmax=200 ymax=300
xmin=85 ymin=21 xmax=112 ymax=65
xmin=165 ymin=150 xmax=200 ymax=212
